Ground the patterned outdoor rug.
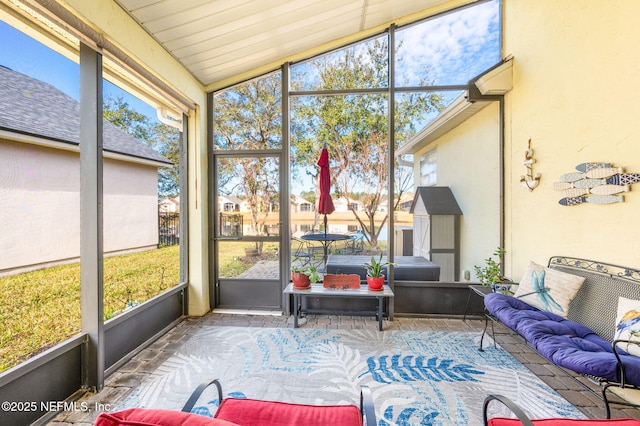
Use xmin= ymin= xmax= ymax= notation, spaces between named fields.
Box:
xmin=119 ymin=326 xmax=585 ymax=425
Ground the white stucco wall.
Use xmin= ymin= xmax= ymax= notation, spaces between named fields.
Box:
xmin=0 ymin=139 xmax=161 ymax=274
xmin=503 ymin=0 xmax=640 ymax=279
xmin=103 ymin=158 xmax=160 ymax=252
xmin=0 ymin=141 xmax=80 ymax=271
xmin=414 ymin=102 xmax=502 ymax=281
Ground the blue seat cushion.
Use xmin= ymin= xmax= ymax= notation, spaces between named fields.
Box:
xmin=484 ymin=293 xmax=640 ymax=386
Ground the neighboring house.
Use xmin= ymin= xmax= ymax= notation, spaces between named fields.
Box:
xmin=333 ymin=197 xmax=364 ymax=213
xmin=159 ymin=197 xmax=180 ymax=213
xmin=218 ymin=195 xmax=245 ymax=212
xmin=376 ymin=193 xmax=415 ymax=212
xmin=0 ymin=65 xmax=171 ymax=275
xmin=397 ymin=193 xmax=415 ymax=212
xmin=399 ymin=60 xmax=510 ymax=275
xmin=290 ymin=195 xmax=314 ymax=213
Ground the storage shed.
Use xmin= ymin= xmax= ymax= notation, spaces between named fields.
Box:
xmin=410 ymin=187 xmax=463 ymax=281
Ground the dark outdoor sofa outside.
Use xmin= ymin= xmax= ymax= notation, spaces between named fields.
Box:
xmin=481 ymin=256 xmax=640 ymax=418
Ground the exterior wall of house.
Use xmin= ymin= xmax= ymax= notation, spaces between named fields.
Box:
xmin=413 ymin=103 xmax=501 ymax=280
xmin=103 ymin=157 xmax=160 ymax=253
xmin=0 ymin=141 xmax=80 ymax=273
xmin=0 ymin=140 xmax=160 ymax=275
xmin=502 ymin=0 xmax=640 ymax=279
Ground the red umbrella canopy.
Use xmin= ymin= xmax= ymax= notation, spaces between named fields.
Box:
xmin=317 ymin=147 xmax=335 ymax=215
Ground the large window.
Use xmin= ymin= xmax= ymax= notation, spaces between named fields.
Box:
xmin=212 ymin=73 xmax=282 ymax=281
xmin=0 ymin=20 xmax=81 ymax=372
xmin=210 ymin=0 xmax=501 ymax=268
xmin=394 ymin=0 xmax=501 ymax=88
xmin=290 ymin=92 xmax=390 ymax=252
xmin=101 ymin=65 xmax=183 ymax=319
xmin=0 ymin=12 xmax=186 ymax=372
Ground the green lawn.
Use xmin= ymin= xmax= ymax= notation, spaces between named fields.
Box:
xmin=0 ymin=246 xmax=180 ymax=373
xmin=0 ymin=242 xmax=280 ymax=373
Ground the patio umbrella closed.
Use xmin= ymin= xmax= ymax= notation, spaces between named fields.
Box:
xmin=317 ymin=146 xmax=335 ymax=235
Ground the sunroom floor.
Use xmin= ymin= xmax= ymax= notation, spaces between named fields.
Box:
xmin=46 ymin=313 xmax=640 ymax=425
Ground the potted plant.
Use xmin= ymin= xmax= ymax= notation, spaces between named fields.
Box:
xmin=291 ymin=265 xmax=319 ymax=289
xmin=474 ymin=247 xmax=511 ymax=292
xmin=363 ymin=254 xmax=396 ymax=291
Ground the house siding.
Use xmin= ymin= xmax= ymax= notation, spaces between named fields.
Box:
xmin=413 ymin=102 xmax=501 ymax=280
xmin=503 ymin=0 xmax=640 ymax=278
xmin=0 ymin=139 xmax=160 ymax=275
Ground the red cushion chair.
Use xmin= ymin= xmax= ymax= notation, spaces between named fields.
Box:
xmin=94 ymin=408 xmax=238 ymax=425
xmin=214 ymin=397 xmax=363 ymax=426
xmin=483 ymin=395 xmax=640 ymax=426
xmin=94 ymin=379 xmax=376 ymax=426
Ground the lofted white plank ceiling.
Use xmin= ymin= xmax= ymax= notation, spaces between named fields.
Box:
xmin=114 ymin=0 xmax=462 ymax=89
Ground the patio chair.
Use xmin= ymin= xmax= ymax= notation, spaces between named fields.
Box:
xmin=482 ymin=395 xmax=640 ymax=425
xmin=336 ymin=231 xmax=365 ymax=255
xmin=292 ymin=237 xmax=312 ymax=267
xmin=94 ymin=379 xmax=376 ymax=426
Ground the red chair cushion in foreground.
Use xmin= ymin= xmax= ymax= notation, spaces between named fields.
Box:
xmin=94 ymin=407 xmax=238 ymax=426
xmin=94 ymin=379 xmax=375 ymax=426
xmin=484 ymin=395 xmax=640 ymax=426
xmin=214 ymin=397 xmax=363 ymax=426
xmin=489 ymin=418 xmax=640 ymax=426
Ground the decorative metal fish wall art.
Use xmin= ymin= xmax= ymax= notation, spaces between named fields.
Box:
xmin=608 ymin=173 xmax=640 ymax=185
xmin=590 ymin=184 xmax=629 ymax=195
xmin=558 ymin=195 xmax=624 ymax=206
xmin=585 ymin=167 xmax=623 ymax=179
xmin=559 ymin=172 xmax=585 ymax=183
xmin=563 ymin=188 xmax=589 ymax=198
xmin=575 ymin=162 xmax=613 ymax=172
xmin=554 ymin=163 xmax=636 ymax=206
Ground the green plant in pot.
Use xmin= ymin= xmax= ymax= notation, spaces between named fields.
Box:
xmin=363 ymin=254 xmax=396 ymax=291
xmin=474 ymin=247 xmax=510 ymax=292
xmin=291 ymin=265 xmax=319 ymax=289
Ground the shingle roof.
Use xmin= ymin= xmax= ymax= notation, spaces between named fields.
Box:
xmin=410 ymin=186 xmax=463 ymax=215
xmin=0 ymin=65 xmax=171 ymax=165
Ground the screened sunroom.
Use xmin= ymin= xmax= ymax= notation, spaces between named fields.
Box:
xmin=1 ymin=0 xmax=640 ymax=424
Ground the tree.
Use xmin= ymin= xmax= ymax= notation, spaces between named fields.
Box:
xmin=291 ymin=38 xmax=444 ymax=247
xmin=103 ymin=96 xmax=181 ymax=197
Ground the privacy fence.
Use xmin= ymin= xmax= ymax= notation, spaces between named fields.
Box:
xmin=159 ymin=212 xmax=180 ymax=246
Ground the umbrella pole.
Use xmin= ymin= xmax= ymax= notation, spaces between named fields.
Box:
xmin=324 ymin=214 xmax=327 ymax=236
xmin=323 ymin=214 xmax=328 ymax=269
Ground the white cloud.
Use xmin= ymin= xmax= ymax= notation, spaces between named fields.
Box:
xmin=395 ymin=0 xmax=500 ymax=86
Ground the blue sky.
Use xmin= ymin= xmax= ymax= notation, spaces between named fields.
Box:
xmin=0 ymin=21 xmax=159 ymax=123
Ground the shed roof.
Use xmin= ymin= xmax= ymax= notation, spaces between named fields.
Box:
xmin=410 ymin=186 xmax=462 ymax=215
xmin=0 ymin=65 xmax=171 ymax=166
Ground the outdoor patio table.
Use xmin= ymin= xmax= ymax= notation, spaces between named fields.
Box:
xmin=284 ymin=283 xmax=394 ymax=331
xmin=300 ymin=233 xmax=350 ymax=267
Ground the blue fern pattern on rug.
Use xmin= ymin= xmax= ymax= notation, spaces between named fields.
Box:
xmin=382 ymin=405 xmax=440 ymax=426
xmin=362 ymin=354 xmax=484 ymax=384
